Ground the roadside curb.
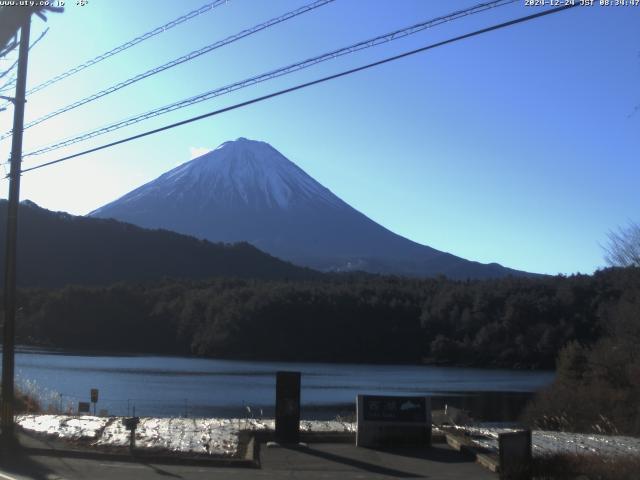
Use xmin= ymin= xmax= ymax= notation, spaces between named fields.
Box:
xmin=442 ymin=429 xmax=500 ymax=473
xmin=16 ymin=429 xmax=356 ymax=468
xmin=20 ymin=445 xmax=261 ymax=468
xmin=16 ymin=430 xmax=260 ymax=468
xmin=20 ymin=431 xmax=355 ymax=468
xmin=16 ymin=427 xmax=454 ymax=469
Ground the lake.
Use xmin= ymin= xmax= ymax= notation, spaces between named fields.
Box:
xmin=13 ymin=347 xmax=555 ymax=421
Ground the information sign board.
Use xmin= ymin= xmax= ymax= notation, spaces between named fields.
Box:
xmin=357 ymin=394 xmax=431 ymax=448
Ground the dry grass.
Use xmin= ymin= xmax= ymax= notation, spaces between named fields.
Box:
xmin=531 ymin=452 xmax=640 ymax=480
xmin=15 ymin=388 xmax=41 ymax=413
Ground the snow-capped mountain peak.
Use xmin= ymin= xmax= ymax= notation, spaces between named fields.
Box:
xmin=112 ymin=137 xmax=340 ymax=211
xmin=90 ymin=137 xmax=527 ymax=279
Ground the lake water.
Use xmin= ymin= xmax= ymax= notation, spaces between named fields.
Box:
xmin=13 ymin=348 xmax=555 ymax=421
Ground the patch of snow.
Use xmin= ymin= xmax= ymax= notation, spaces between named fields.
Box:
xmin=98 ymin=417 xmax=243 ymax=456
xmin=92 ymin=137 xmax=344 ymax=214
xmin=17 ymin=415 xmax=355 ymax=457
xmin=452 ymin=425 xmax=640 ymax=457
xmin=18 ymin=414 xmax=108 ymax=439
xmin=300 ymin=420 xmax=355 ymax=433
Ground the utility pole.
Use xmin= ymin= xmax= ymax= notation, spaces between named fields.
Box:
xmin=1 ymin=12 xmax=31 ymax=440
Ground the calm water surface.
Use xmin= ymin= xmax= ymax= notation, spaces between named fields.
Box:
xmin=14 ymin=348 xmax=554 ymax=420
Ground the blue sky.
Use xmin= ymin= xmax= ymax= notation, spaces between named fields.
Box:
xmin=0 ymin=0 xmax=638 ymax=275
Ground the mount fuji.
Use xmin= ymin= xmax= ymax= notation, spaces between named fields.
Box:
xmin=90 ymin=137 xmax=527 ymax=279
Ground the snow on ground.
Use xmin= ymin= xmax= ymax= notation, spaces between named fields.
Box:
xmin=98 ymin=417 xmax=253 ymax=456
xmin=452 ymin=425 xmax=640 ymax=457
xmin=18 ymin=415 xmax=109 ymax=439
xmin=16 ymin=415 xmax=355 ymax=457
xmin=19 ymin=415 xmax=638 ymax=459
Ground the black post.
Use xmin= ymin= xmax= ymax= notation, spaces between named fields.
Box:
xmin=1 ymin=13 xmax=31 ymax=439
xmin=275 ymin=371 xmax=301 ymax=444
xmin=122 ymin=417 xmax=140 ymax=453
xmin=499 ymin=429 xmax=532 ymax=480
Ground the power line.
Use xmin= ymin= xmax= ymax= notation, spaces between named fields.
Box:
xmin=22 ymin=0 xmax=517 ymax=158
xmin=19 ymin=3 xmax=578 ymax=176
xmin=0 ymin=39 xmax=18 ymax=59
xmin=0 ymin=58 xmax=19 ymax=81
xmin=0 ymin=75 xmax=16 ymax=94
xmin=24 ymin=0 xmax=229 ymax=97
xmin=0 ymin=0 xmax=335 ymax=139
xmin=0 ymin=28 xmax=48 ymax=109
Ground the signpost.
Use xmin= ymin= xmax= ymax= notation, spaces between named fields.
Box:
xmin=90 ymin=388 xmax=99 ymax=415
xmin=77 ymin=402 xmax=90 ymax=415
xmin=122 ymin=417 xmax=140 ymax=452
xmin=356 ymin=395 xmax=431 ymax=448
xmin=275 ymin=371 xmax=301 ymax=444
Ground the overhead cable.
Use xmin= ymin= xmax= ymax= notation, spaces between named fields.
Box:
xmin=19 ymin=3 xmax=578 ymax=175
xmin=0 ymin=28 xmax=49 ymax=108
xmin=0 ymin=28 xmax=48 ymax=82
xmin=23 ymin=0 xmax=518 ymax=157
xmin=1 ymin=0 xmax=335 ymax=139
xmin=25 ymin=0 xmax=229 ymax=96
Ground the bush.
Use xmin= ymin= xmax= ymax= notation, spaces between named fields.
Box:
xmin=15 ymin=388 xmax=41 ymax=413
xmin=523 ymin=289 xmax=640 ymax=435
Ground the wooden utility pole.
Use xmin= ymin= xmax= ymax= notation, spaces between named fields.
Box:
xmin=1 ymin=12 xmax=31 ymax=439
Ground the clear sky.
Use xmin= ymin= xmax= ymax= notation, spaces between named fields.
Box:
xmin=0 ymin=0 xmax=638 ymax=275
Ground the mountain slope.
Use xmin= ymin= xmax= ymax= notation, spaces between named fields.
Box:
xmin=0 ymin=200 xmax=315 ymax=287
xmin=91 ymin=137 xmax=529 ymax=279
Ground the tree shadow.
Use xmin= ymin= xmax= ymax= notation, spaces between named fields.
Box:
xmin=0 ymin=433 xmax=68 ymax=480
xmin=281 ymin=444 xmax=423 ymax=478
xmin=140 ymin=462 xmax=184 ymax=478
xmin=369 ymin=444 xmax=476 ymax=464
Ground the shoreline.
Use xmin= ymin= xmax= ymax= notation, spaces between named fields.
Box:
xmin=13 ymin=344 xmax=556 ymax=372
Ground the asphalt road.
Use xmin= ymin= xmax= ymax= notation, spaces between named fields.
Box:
xmin=0 ymin=443 xmax=497 ymax=479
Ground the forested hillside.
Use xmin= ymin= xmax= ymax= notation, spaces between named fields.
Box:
xmin=14 ymin=267 xmax=639 ymax=369
xmin=0 ymin=200 xmax=316 ymax=287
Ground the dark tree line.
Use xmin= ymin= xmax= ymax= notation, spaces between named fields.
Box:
xmin=10 ymin=267 xmax=640 ymax=370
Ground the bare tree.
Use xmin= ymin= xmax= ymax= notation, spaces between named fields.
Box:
xmin=604 ymin=221 xmax=640 ymax=267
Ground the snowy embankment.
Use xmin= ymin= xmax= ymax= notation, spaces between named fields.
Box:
xmin=18 ymin=415 xmax=640 ymax=459
xmin=17 ymin=415 xmax=355 ymax=457
xmin=452 ymin=425 xmax=640 ymax=458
